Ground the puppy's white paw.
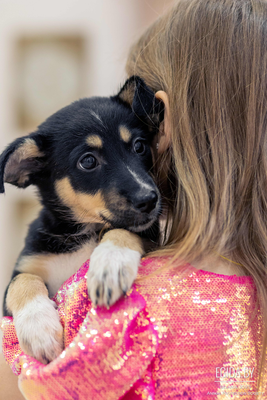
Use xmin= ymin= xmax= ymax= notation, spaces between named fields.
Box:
xmin=87 ymin=240 xmax=141 ymax=307
xmin=14 ymin=296 xmax=64 ymax=364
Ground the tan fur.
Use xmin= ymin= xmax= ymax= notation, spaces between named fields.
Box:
xmin=6 ymin=274 xmax=48 ymax=315
xmin=4 ymin=138 xmax=44 ymax=185
xmin=55 ymin=177 xmax=113 ymax=223
xmin=101 ymin=229 xmax=144 ymax=254
xmin=106 ymin=188 xmax=128 ymax=210
xmin=86 ymin=135 xmax=103 ymax=148
xmin=118 ymin=84 xmax=135 ymax=105
xmin=88 ymin=238 xmax=141 ymax=306
xmin=18 ymin=138 xmax=43 ymax=160
xmin=17 ymin=255 xmax=49 ymax=282
xmin=16 ymin=239 xmax=97 ymax=297
xmin=119 ymin=126 xmax=132 ymax=143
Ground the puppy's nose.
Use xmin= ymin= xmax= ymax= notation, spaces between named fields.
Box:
xmin=133 ymin=191 xmax=158 ymax=213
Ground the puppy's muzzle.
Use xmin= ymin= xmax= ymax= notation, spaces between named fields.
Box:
xmin=132 ymin=190 xmax=158 ymax=214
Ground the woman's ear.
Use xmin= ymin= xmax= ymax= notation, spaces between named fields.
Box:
xmin=155 ymin=91 xmax=171 ymax=154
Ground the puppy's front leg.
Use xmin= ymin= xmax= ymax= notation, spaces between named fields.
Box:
xmin=6 ymin=273 xmax=63 ymax=364
xmin=87 ymin=229 xmax=144 ymax=307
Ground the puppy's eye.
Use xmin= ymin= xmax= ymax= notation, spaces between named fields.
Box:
xmin=77 ymin=153 xmax=98 ymax=171
xmin=133 ymin=139 xmax=146 ymax=155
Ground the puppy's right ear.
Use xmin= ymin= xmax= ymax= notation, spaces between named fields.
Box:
xmin=116 ymin=76 xmax=164 ymax=125
xmin=0 ymin=134 xmax=46 ymax=193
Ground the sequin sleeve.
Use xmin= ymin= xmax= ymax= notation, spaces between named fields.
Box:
xmin=1 ymin=257 xmax=266 ymax=400
xmin=1 ymin=261 xmax=158 ymax=400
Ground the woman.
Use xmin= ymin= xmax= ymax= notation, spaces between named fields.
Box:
xmin=2 ymin=0 xmax=267 ymax=398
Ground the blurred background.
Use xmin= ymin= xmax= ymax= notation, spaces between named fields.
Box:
xmin=0 ymin=0 xmax=174 ymax=321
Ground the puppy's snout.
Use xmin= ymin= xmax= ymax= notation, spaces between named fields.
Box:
xmin=133 ymin=191 xmax=158 ymax=213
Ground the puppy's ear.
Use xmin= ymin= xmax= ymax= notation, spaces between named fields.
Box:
xmin=0 ymin=134 xmax=46 ymax=193
xmin=116 ymin=76 xmax=164 ymax=123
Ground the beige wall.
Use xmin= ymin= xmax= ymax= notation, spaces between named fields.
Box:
xmin=0 ymin=0 xmax=174 ymax=320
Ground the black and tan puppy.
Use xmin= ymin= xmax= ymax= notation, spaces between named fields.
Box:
xmin=0 ymin=77 xmax=163 ymax=364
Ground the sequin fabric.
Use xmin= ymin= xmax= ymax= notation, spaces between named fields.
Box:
xmin=1 ymin=257 xmax=265 ymax=399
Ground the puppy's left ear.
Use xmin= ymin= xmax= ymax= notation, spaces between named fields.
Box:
xmin=116 ymin=76 xmax=164 ymax=124
xmin=0 ymin=134 xmax=46 ymax=193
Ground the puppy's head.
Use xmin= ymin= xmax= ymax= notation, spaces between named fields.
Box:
xmin=0 ymin=77 xmax=164 ymax=232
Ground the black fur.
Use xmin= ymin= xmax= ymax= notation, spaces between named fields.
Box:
xmin=1 ymin=76 xmax=164 ymax=315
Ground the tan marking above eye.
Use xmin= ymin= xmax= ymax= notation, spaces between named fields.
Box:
xmin=119 ymin=126 xmax=132 ymax=143
xmin=86 ymin=135 xmax=103 ymax=148
xmin=55 ymin=177 xmax=113 ymax=223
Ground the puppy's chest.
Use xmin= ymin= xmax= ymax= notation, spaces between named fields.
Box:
xmin=17 ymin=239 xmax=97 ymax=297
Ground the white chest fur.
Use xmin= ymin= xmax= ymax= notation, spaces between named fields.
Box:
xmin=17 ymin=239 xmax=98 ymax=297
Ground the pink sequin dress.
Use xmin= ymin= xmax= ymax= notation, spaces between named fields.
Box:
xmin=1 ymin=257 xmax=265 ymax=399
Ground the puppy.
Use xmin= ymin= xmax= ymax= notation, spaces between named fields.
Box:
xmin=0 ymin=76 xmax=163 ymax=364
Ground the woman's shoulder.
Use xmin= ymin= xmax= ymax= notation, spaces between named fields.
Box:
xmin=136 ymin=256 xmax=256 ymax=322
xmin=135 ymin=257 xmax=261 ymax=399
xmin=138 ymin=256 xmax=254 ymax=285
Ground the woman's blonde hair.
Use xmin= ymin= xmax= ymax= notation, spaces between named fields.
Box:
xmin=127 ymin=0 xmax=267 ymax=389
